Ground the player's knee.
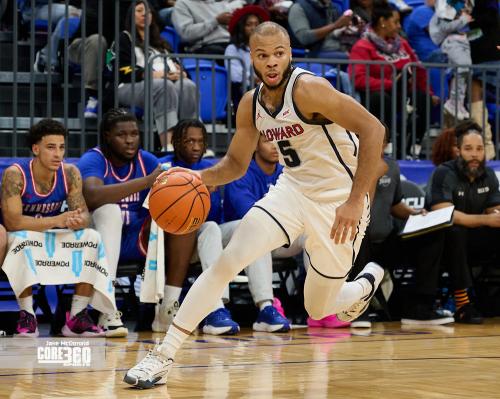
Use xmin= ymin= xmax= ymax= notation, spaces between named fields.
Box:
xmin=198 ymin=221 xmax=220 ymax=241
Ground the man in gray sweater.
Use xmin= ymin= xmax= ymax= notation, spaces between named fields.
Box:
xmin=172 ymin=0 xmax=245 ymax=54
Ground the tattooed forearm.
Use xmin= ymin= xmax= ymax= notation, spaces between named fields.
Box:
xmin=65 ymin=165 xmax=89 ymax=212
xmin=1 ymin=168 xmax=24 ymax=200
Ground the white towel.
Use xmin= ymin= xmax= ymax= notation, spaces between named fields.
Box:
xmin=2 ymin=228 xmax=116 ymax=314
xmin=140 ymin=193 xmax=165 ymax=303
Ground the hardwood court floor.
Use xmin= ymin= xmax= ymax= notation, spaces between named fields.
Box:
xmin=1 ymin=320 xmax=500 ymax=398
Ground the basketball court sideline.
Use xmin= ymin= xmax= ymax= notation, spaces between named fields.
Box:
xmin=1 ymin=320 xmax=499 ymax=398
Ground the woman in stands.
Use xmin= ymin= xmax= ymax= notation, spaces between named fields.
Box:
xmin=224 ymin=5 xmax=270 ymax=112
xmin=349 ymin=0 xmax=440 ymax=158
xmin=117 ymin=0 xmax=198 ymax=151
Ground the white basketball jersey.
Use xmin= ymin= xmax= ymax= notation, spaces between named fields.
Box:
xmin=253 ymin=67 xmax=359 ymax=202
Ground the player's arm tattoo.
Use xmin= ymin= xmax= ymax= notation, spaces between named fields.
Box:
xmin=65 ymin=165 xmax=89 ymax=212
xmin=1 ymin=167 xmax=24 ymax=200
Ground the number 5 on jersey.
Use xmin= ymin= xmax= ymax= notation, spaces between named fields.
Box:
xmin=277 ymin=140 xmax=301 ymax=167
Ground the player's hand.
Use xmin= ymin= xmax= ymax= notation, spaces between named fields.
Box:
xmin=431 ymin=95 xmax=440 ymax=106
xmin=167 ymin=71 xmax=181 ymax=81
xmin=485 ymin=212 xmax=500 ymax=227
xmin=147 ymin=165 xmax=163 ymax=187
xmin=54 ymin=212 xmax=70 ymax=228
xmin=66 ymin=208 xmax=86 ymax=230
xmin=161 ymin=166 xmax=201 ymax=180
xmin=330 ymin=199 xmax=363 ymax=244
xmin=216 ymin=12 xmax=232 ymax=25
xmin=412 ymin=208 xmax=427 ymax=216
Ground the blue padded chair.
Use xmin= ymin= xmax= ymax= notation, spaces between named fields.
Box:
xmin=160 ymin=26 xmax=180 ymax=53
xmin=184 ymin=63 xmax=228 ymax=122
xmin=294 ymin=62 xmax=338 ymax=88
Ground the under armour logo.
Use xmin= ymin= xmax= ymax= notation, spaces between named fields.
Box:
xmin=257 ymin=111 xmax=263 ymax=120
xmin=283 ymin=109 xmax=290 ymax=117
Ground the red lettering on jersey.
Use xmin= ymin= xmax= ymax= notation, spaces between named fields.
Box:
xmin=260 ymin=124 xmax=305 ymax=141
xmin=293 ymin=124 xmax=304 ymax=136
xmin=272 ymin=128 xmax=281 ymax=141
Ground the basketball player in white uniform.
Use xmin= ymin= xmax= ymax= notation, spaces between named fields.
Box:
xmin=124 ymin=22 xmax=387 ymax=389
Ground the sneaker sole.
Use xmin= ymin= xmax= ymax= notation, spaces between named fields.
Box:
xmin=61 ymin=325 xmax=105 ymax=337
xmin=15 ymin=328 xmax=39 ymax=338
xmin=123 ymin=373 xmax=168 ymax=389
xmin=104 ymin=326 xmax=129 ymax=338
xmin=350 ymin=321 xmax=372 ymax=328
xmin=338 ymin=263 xmax=384 ymax=322
xmin=202 ymin=325 xmax=239 ymax=336
xmin=253 ymin=322 xmax=291 ymax=333
xmin=401 ymin=317 xmax=455 ymax=326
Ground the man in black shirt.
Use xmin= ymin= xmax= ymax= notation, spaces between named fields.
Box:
xmin=430 ymin=130 xmax=500 ymax=323
xmin=354 ymin=141 xmax=453 ymax=326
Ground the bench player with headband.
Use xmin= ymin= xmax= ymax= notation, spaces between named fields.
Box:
xmin=124 ymin=21 xmax=386 ymax=388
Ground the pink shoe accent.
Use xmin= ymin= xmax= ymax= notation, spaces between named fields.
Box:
xmin=15 ymin=310 xmax=39 ymax=337
xmin=272 ymin=297 xmax=286 ymax=318
xmin=307 ymin=315 xmax=351 ymax=328
xmin=62 ymin=310 xmax=105 ymax=337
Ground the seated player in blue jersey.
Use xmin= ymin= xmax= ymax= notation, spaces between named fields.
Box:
xmin=1 ymin=119 xmax=112 ymax=337
xmin=78 ymin=109 xmax=197 ymax=336
xmin=159 ymin=119 xmax=291 ymax=335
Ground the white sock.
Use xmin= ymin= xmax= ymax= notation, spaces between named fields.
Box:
xmin=212 ymin=299 xmax=225 ymax=312
xmin=70 ymin=295 xmax=90 ymax=317
xmin=163 ymin=285 xmax=182 ymax=306
xmin=258 ymin=300 xmax=273 ymax=310
xmin=159 ymin=325 xmax=189 ymax=360
xmin=18 ymin=296 xmax=34 ymax=316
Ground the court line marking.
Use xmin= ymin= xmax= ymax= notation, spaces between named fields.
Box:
xmin=105 ymin=333 xmax=500 ymax=353
xmin=2 ymin=333 xmax=499 ymax=357
xmin=1 ymin=355 xmax=500 ymax=378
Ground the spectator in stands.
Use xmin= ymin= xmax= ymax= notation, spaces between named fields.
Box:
xmin=468 ymin=0 xmax=500 ymax=160
xmin=1 ymin=119 xmax=111 ymax=337
xmin=429 ymin=129 xmax=500 ymax=323
xmin=288 ymin=0 xmax=353 ymax=59
xmin=67 ymin=0 xmax=115 ymax=119
xmin=225 ymin=5 xmax=270 ymax=111
xmin=153 ymin=0 xmax=177 ymax=27
xmin=172 ymin=0 xmax=245 ymax=55
xmin=431 ymin=119 xmax=480 ymax=166
xmin=117 ymin=0 xmax=198 ymax=151
xmin=258 ymin=0 xmax=291 ymax=26
xmin=429 ymin=0 xmax=474 ymax=120
xmin=334 ymin=0 xmax=372 ymax=52
xmin=389 ymin=0 xmax=413 ymax=14
xmin=158 ymin=120 xmax=291 ymax=335
xmin=349 ymin=0 xmax=440 ymax=156
xmin=23 ymin=1 xmax=82 ymax=73
xmin=353 ymin=125 xmax=454 ymax=326
xmin=405 ymin=0 xmax=446 ymax=62
xmin=78 ymin=109 xmax=198 ymax=335
xmin=431 ymin=127 xmax=459 ymax=166
xmin=351 ymin=0 xmax=373 ymax=24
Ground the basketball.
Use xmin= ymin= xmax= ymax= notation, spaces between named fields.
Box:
xmin=149 ymin=170 xmax=211 ymax=235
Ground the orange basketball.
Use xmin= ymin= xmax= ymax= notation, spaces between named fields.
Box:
xmin=149 ymin=171 xmax=211 ymax=235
